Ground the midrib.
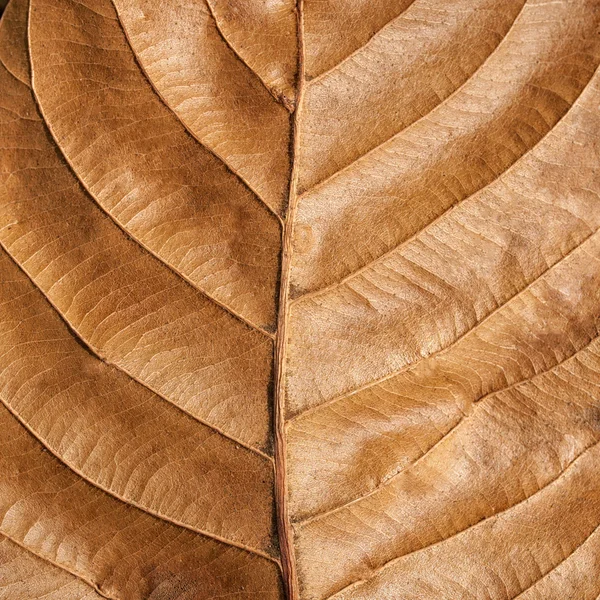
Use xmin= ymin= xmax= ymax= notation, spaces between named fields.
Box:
xmin=273 ymin=1 xmax=305 ymax=599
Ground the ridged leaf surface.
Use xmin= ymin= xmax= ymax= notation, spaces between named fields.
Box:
xmin=1 ymin=0 xmax=600 ymax=598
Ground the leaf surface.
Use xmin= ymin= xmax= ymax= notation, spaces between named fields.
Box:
xmin=1 ymin=0 xmax=600 ymax=598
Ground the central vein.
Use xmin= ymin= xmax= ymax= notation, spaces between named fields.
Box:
xmin=273 ymin=1 xmax=305 ymax=599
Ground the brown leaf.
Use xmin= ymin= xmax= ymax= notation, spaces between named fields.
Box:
xmin=1 ymin=0 xmax=600 ymax=598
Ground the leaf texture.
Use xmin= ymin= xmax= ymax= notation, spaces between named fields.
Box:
xmin=1 ymin=0 xmax=600 ymax=598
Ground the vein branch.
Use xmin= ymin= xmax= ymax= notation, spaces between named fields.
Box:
xmin=324 ymin=438 xmax=600 ymax=600
xmin=27 ymin=6 xmax=276 ymax=339
xmin=307 ymin=0 xmax=418 ymax=85
xmin=111 ymin=0 xmax=284 ymax=225
xmin=0 ymin=239 xmax=272 ymax=463
xmin=0 ymin=532 xmax=117 ymax=600
xmin=0 ymin=379 xmax=278 ymax=564
xmin=299 ymin=0 xmax=527 ymax=202
xmin=298 ymin=327 xmax=600 ymax=527
xmin=290 ymin=226 xmax=600 ymax=423
xmin=511 ymin=522 xmax=600 ymax=600
xmin=205 ymin=0 xmax=294 ymax=112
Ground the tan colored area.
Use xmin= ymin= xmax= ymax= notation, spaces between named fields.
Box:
xmin=1 ymin=0 xmax=600 ymax=598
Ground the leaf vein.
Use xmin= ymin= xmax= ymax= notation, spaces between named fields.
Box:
xmin=205 ymin=0 xmax=293 ymax=112
xmin=26 ymin=17 xmax=276 ymax=338
xmin=297 ymin=327 xmax=600 ymax=526
xmin=109 ymin=0 xmax=282 ymax=221
xmin=0 ymin=386 xmax=279 ymax=564
xmin=295 ymin=61 xmax=600 ymax=310
xmin=290 ymin=225 xmax=600 ymax=422
xmin=306 ymin=0 xmax=418 ymax=85
xmin=0 ymin=527 xmax=118 ymax=600
xmin=299 ymin=0 xmax=528 ymax=200
xmin=0 ymin=239 xmax=273 ymax=462
xmin=511 ymin=522 xmax=600 ymax=600
xmin=323 ymin=437 xmax=600 ymax=600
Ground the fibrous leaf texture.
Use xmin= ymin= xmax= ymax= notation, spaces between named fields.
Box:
xmin=1 ymin=0 xmax=600 ymax=598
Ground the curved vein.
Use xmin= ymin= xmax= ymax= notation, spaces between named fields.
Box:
xmin=324 ymin=437 xmax=600 ymax=600
xmin=307 ymin=0 xmax=418 ymax=85
xmin=110 ymin=0 xmax=283 ymax=224
xmin=289 ymin=225 xmax=600 ymax=423
xmin=205 ymin=0 xmax=293 ymax=111
xmin=0 ymin=386 xmax=279 ymax=564
xmin=0 ymin=55 xmax=28 ymax=86
xmin=0 ymin=238 xmax=273 ymax=462
xmin=24 ymin=30 xmax=276 ymax=339
xmin=298 ymin=0 xmax=528 ymax=200
xmin=0 ymin=532 xmax=115 ymax=600
xmin=298 ymin=327 xmax=600 ymax=526
xmin=295 ymin=22 xmax=600 ymax=310
xmin=0 ymin=531 xmax=120 ymax=600
xmin=511 ymin=523 xmax=600 ymax=600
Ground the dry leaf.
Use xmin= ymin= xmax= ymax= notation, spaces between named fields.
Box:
xmin=1 ymin=0 xmax=600 ymax=598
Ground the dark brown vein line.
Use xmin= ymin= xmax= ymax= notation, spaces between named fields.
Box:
xmin=110 ymin=0 xmax=284 ymax=225
xmin=289 ymin=226 xmax=600 ymax=423
xmin=511 ymin=523 xmax=600 ymax=599
xmin=307 ymin=0 xmax=418 ymax=85
xmin=0 ymin=238 xmax=273 ymax=464
xmin=297 ymin=0 xmax=527 ymax=199
xmin=273 ymin=2 xmax=305 ymax=598
xmin=0 ymin=381 xmax=280 ymax=564
xmin=26 ymin=11 xmax=276 ymax=339
xmin=205 ymin=0 xmax=294 ymax=112
xmin=324 ymin=437 xmax=600 ymax=600
xmin=0 ymin=532 xmax=116 ymax=600
xmin=297 ymin=326 xmax=600 ymax=527
xmin=0 ymin=55 xmax=28 ymax=86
